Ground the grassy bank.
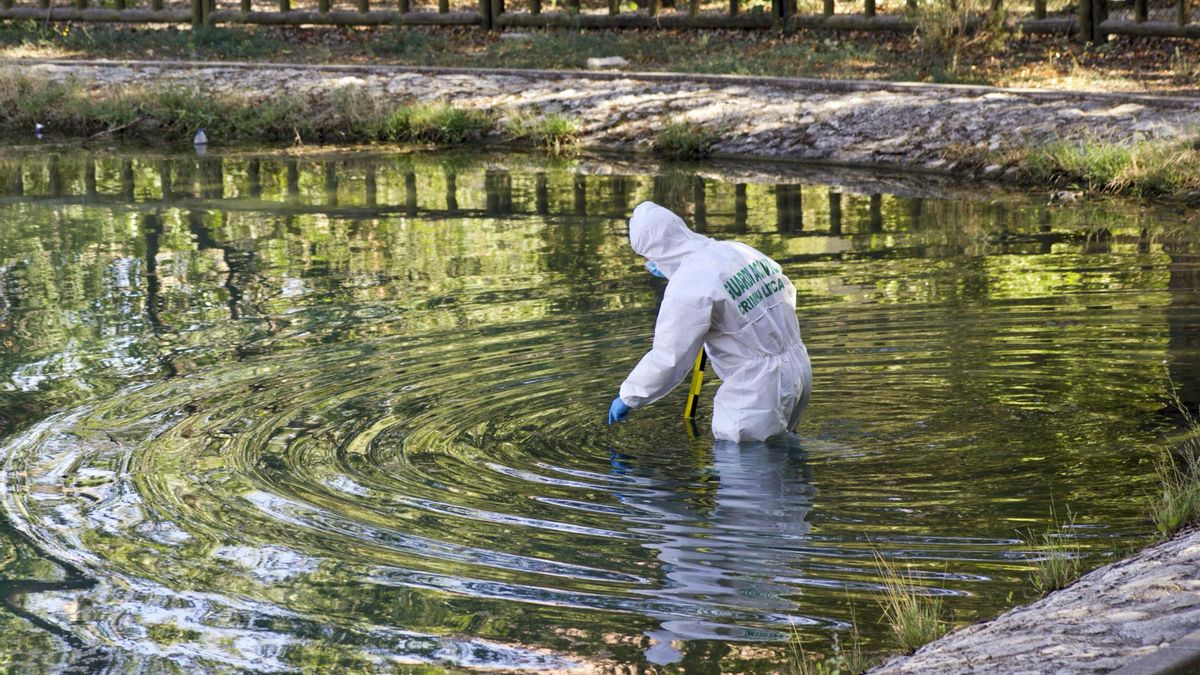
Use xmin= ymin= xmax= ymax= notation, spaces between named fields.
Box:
xmin=0 ymin=73 xmax=577 ymax=150
xmin=953 ymin=136 xmax=1200 ymax=199
xmin=3 ymin=20 xmax=1200 ymax=94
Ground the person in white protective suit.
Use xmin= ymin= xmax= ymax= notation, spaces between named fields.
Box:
xmin=607 ymin=201 xmax=812 ymax=443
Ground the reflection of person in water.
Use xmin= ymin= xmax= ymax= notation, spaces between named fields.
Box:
xmin=611 ymin=437 xmax=815 ymax=666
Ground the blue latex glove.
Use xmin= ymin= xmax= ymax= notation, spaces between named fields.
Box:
xmin=608 ymin=396 xmax=631 ymax=425
xmin=644 ymin=260 xmax=666 ymax=279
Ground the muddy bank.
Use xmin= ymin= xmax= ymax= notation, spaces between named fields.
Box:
xmin=6 ymin=59 xmax=1200 ymax=178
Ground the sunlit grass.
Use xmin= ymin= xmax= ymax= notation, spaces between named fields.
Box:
xmin=0 ymin=73 xmax=600 ymax=148
xmin=503 ymin=111 xmax=582 ymax=153
xmin=874 ymin=553 xmax=946 ymax=654
xmin=1028 ymin=507 xmax=1083 ymax=595
xmin=960 ymin=135 xmax=1200 ymax=198
xmin=652 ymin=120 xmax=722 ymax=159
xmin=1152 ymin=375 xmax=1200 ymax=539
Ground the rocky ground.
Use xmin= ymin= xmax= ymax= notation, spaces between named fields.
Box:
xmin=874 ymin=526 xmax=1200 ymax=673
xmin=11 ymin=59 xmax=1200 ymax=179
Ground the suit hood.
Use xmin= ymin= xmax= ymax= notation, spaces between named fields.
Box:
xmin=628 ymin=201 xmax=713 ymax=278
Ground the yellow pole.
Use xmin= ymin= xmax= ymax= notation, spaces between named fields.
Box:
xmin=683 ymin=349 xmax=707 ymax=419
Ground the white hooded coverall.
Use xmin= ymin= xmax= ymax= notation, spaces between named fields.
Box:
xmin=619 ymin=201 xmax=812 ymax=443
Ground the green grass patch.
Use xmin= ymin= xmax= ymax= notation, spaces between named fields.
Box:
xmin=962 ymin=135 xmax=1200 ymax=198
xmin=1152 ymin=377 xmax=1200 ymax=538
xmin=653 ymin=120 xmax=722 ymax=159
xmin=0 ymin=20 xmax=286 ymax=59
xmin=0 ymin=73 xmax=495 ymax=147
xmin=874 ymin=553 xmax=946 ymax=655
xmin=1027 ymin=508 xmax=1083 ymax=595
xmin=503 ymin=111 xmax=581 ymax=153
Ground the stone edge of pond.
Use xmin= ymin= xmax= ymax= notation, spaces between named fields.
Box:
xmin=10 ymin=57 xmax=1200 ymax=108
xmin=7 ymin=58 xmax=1200 ymax=200
xmin=870 ymin=525 xmax=1200 ymax=674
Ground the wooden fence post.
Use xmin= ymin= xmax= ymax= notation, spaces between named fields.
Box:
xmin=399 ymin=0 xmax=409 ymax=12
xmin=358 ymin=0 xmax=369 ymax=13
xmin=648 ymin=0 xmax=658 ymax=15
xmin=729 ymin=0 xmax=738 ymax=17
xmin=1093 ymin=0 xmax=1108 ymax=42
xmin=535 ymin=173 xmax=548 ymax=215
xmin=242 ymin=0 xmax=252 ymax=13
xmin=1078 ymin=0 xmax=1093 ymax=41
xmin=489 ymin=0 xmax=502 ymax=26
xmin=610 ymin=0 xmax=620 ymax=16
xmin=440 ymin=0 xmax=449 ymax=13
xmin=479 ymin=0 xmax=491 ymax=29
xmin=823 ymin=0 xmax=833 ymax=17
xmin=864 ymin=0 xmax=875 ymax=17
xmin=530 ymin=0 xmax=540 ymax=16
xmin=279 ymin=0 xmax=290 ymax=14
xmin=365 ymin=165 xmax=377 ymax=207
xmin=1135 ymin=0 xmax=1146 ymax=22
xmin=319 ymin=0 xmax=330 ymax=13
xmin=39 ymin=0 xmax=49 ymax=10
xmin=75 ymin=0 xmax=87 ymax=11
xmin=248 ymin=159 xmax=261 ymax=199
xmin=85 ymin=159 xmax=97 ymax=196
xmin=446 ymin=173 xmax=458 ymax=212
xmin=1179 ymin=0 xmax=1188 ymax=25
xmin=1035 ymin=0 xmax=1045 ymax=19
xmin=404 ymin=172 xmax=417 ymax=216
xmin=775 ymin=184 xmax=801 ymax=233
xmin=689 ymin=0 xmax=698 ymax=16
xmin=573 ymin=174 xmax=585 ymax=215
xmin=828 ymin=190 xmax=842 ymax=235
xmin=121 ymin=160 xmax=135 ymax=202
xmin=733 ymin=184 xmax=747 ymax=233
xmin=192 ymin=0 xmax=203 ymax=28
xmin=568 ymin=0 xmax=580 ymax=13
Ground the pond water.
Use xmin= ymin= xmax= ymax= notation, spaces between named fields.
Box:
xmin=0 ymin=149 xmax=1197 ymax=672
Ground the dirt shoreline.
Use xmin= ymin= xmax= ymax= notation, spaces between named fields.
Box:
xmin=4 ymin=58 xmax=1200 ymax=188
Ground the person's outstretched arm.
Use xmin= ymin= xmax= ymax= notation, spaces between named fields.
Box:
xmin=619 ymin=279 xmax=714 ymax=409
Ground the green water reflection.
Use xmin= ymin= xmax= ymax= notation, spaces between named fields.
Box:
xmin=0 ymin=149 xmax=1197 ymax=672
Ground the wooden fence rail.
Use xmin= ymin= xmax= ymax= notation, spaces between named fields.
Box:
xmin=0 ymin=0 xmax=1194 ymax=41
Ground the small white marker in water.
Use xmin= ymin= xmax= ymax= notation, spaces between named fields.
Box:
xmin=34 ymin=123 xmax=44 ymax=140
xmin=194 ymin=128 xmax=208 ymax=157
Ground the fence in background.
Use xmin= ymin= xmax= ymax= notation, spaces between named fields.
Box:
xmin=0 ymin=0 xmax=1195 ymax=40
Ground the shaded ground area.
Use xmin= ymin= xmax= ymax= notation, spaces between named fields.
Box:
xmin=2 ymin=21 xmax=1200 ymax=94
xmin=874 ymin=526 xmax=1200 ymax=674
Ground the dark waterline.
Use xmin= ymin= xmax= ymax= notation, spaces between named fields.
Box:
xmin=0 ymin=149 xmax=1197 ymax=672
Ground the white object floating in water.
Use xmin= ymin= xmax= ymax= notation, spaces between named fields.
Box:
xmin=194 ymin=129 xmax=208 ymax=146
xmin=586 ymin=56 xmax=628 ymax=70
xmin=34 ymin=123 xmax=44 ymax=140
